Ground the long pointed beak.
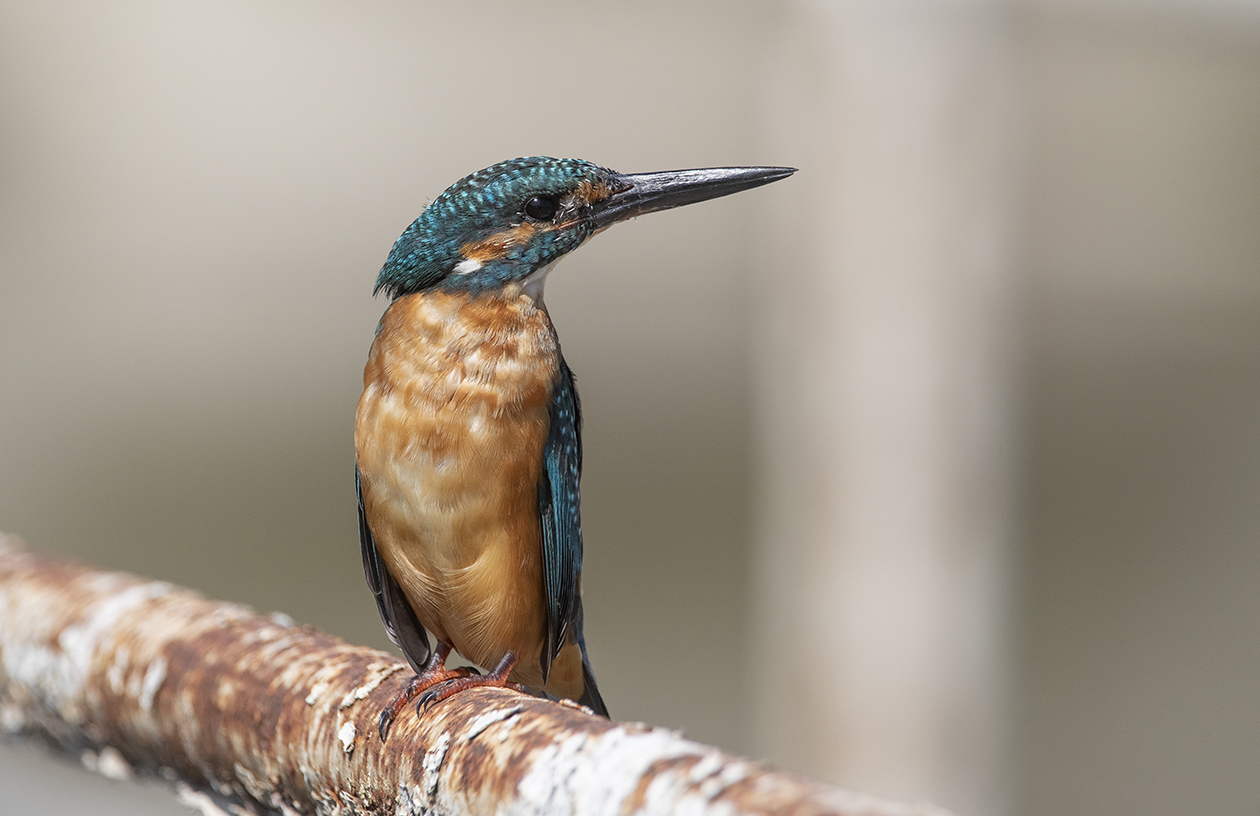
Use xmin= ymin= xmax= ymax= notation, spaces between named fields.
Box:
xmin=591 ymin=165 xmax=796 ymax=229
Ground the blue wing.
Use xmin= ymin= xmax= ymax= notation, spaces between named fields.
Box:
xmin=537 ymin=357 xmax=583 ymax=683
xmin=357 ymin=466 xmax=431 ymax=673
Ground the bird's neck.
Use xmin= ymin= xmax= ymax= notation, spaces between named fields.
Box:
xmin=367 ymin=288 xmax=560 ymax=407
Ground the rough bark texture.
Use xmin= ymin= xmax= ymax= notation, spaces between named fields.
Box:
xmin=0 ymin=535 xmax=948 ymax=816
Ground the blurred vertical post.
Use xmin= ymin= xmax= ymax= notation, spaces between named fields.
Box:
xmin=751 ymin=2 xmax=1018 ymax=816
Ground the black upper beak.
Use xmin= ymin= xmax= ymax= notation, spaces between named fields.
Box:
xmin=591 ymin=165 xmax=796 ymax=229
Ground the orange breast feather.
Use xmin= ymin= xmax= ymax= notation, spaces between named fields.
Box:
xmin=354 ymin=287 xmax=559 ymax=679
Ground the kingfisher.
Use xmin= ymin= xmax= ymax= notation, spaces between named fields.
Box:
xmin=355 ymin=156 xmax=794 ymax=737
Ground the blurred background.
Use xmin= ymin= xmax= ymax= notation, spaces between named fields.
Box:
xmin=1 ymin=1 xmax=1258 ymax=814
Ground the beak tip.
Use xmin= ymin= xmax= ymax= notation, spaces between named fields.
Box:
xmin=762 ymin=166 xmax=798 ymax=183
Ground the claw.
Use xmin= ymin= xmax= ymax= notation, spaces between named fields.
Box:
xmin=416 ymin=686 xmax=442 ymax=711
xmin=378 ymin=706 xmax=397 ymax=741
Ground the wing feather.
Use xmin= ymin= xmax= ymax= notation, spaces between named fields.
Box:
xmin=357 ymin=467 xmax=431 ymax=672
xmin=537 ymin=357 xmax=583 ymax=682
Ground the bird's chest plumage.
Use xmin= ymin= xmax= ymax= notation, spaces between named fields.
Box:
xmin=354 ymin=288 xmax=558 ymax=668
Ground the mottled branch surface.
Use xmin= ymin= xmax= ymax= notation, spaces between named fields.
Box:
xmin=0 ymin=536 xmax=947 ymax=816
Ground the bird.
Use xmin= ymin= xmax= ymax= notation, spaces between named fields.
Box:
xmin=355 ymin=156 xmax=795 ymax=737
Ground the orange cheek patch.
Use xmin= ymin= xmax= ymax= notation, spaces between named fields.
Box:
xmin=574 ymin=179 xmax=616 ymax=204
xmin=553 ymin=179 xmax=619 ymax=229
xmin=461 ymin=223 xmax=538 ymax=263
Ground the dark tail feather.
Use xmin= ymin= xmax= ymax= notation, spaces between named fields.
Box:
xmin=571 ymin=601 xmax=608 ymax=717
xmin=578 ymin=657 xmax=609 ymax=717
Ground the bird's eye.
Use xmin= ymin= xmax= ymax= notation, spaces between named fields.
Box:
xmin=523 ymin=195 xmax=559 ymax=221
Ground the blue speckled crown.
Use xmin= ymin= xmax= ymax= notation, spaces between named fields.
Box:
xmin=375 ymin=157 xmax=613 ymax=298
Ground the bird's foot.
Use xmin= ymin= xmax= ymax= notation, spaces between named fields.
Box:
xmin=378 ymin=663 xmax=478 ymax=740
xmin=415 ymin=675 xmax=530 ymax=711
xmin=416 ymin=652 xmax=524 ymax=712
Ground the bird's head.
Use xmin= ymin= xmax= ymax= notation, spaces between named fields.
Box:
xmin=375 ymin=156 xmax=794 ymax=300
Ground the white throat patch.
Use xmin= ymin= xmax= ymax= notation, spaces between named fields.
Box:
xmin=521 ymin=261 xmax=556 ymax=307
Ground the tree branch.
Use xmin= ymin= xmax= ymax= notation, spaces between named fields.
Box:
xmin=0 ymin=535 xmax=947 ymax=816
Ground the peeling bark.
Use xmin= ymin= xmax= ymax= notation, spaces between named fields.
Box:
xmin=0 ymin=536 xmax=948 ymax=816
